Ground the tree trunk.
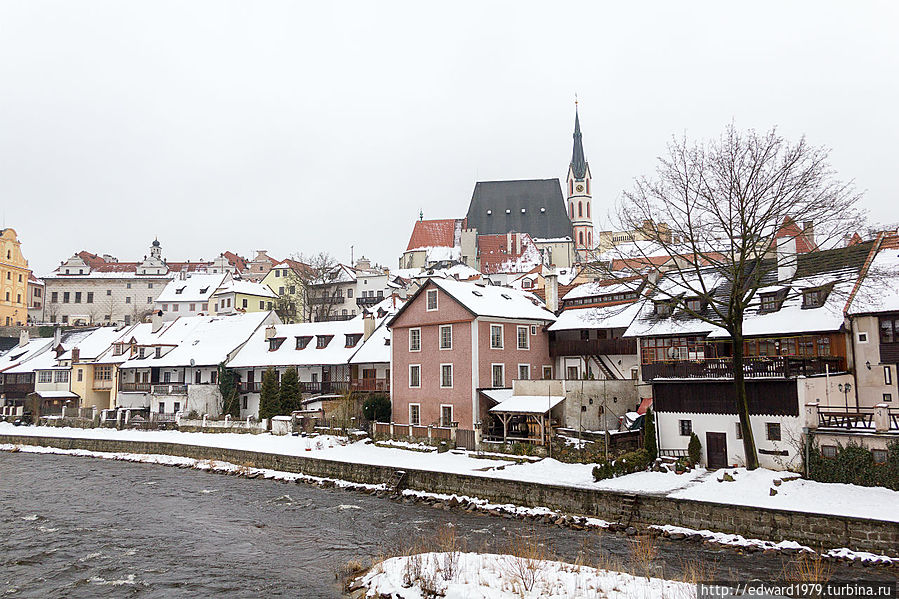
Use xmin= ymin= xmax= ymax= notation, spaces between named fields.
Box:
xmin=732 ymin=321 xmax=759 ymax=470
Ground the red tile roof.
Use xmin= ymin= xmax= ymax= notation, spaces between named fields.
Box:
xmin=406 ymin=219 xmax=461 ymax=251
xmin=477 ymin=233 xmax=540 ymax=274
xmin=773 ymin=216 xmax=816 ymax=253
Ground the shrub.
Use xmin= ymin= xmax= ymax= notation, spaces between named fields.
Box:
xmin=643 ymin=409 xmax=657 ymax=461
xmin=258 ymin=366 xmax=281 ymax=421
xmin=687 ymin=433 xmax=702 ymax=466
xmin=592 ymin=448 xmax=651 ymax=481
xmin=807 ymin=439 xmax=899 ymax=490
xmin=362 ymin=394 xmax=392 ymax=423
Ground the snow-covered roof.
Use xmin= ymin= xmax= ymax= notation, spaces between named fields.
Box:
xmin=480 ymin=388 xmax=513 ymax=404
xmin=213 ymin=279 xmax=277 ymax=299
xmin=228 ymin=318 xmax=368 ymax=368
xmin=120 ymin=312 xmax=273 ymax=368
xmin=4 ymin=329 xmax=95 ymax=374
xmin=155 ymin=273 xmax=228 ymax=303
xmin=0 ymin=338 xmax=55 ymax=373
xmin=349 ymin=321 xmax=391 ymax=365
xmin=425 ymin=246 xmax=461 ymax=263
xmin=489 ymin=394 xmax=565 ymax=414
xmin=548 ymin=302 xmax=643 ymax=332
xmin=848 ymin=247 xmax=899 ymax=315
xmin=562 ymin=280 xmax=641 ymax=301
xmin=59 ymin=325 xmax=137 ymax=361
xmin=32 ymin=390 xmax=79 ymax=399
xmin=428 ymin=279 xmax=556 ymax=322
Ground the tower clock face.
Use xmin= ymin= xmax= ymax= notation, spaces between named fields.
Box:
xmin=576 ymin=184 xmax=584 ymax=193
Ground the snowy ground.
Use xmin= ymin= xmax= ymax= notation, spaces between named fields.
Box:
xmin=356 ymin=552 xmax=694 ymax=599
xmin=2 ymin=423 xmax=898 ymax=525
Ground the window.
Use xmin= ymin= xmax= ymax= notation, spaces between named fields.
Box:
xmin=409 ymin=404 xmax=421 ymax=426
xmin=347 ymin=288 xmax=353 ymax=298
xmin=858 ymin=332 xmax=868 ymax=343
xmin=54 ymin=370 xmax=69 ymax=383
xmin=38 ymin=371 xmax=53 ymax=383
xmin=490 ymin=325 xmax=503 ymax=349
xmin=242 ymin=299 xmax=248 ymax=309
xmin=159 ymin=402 xmax=165 ymax=413
xmin=542 ymin=366 xmax=553 ymax=380
xmin=409 ymin=365 xmax=421 ymax=388
xmin=126 ymin=296 xmax=132 ymax=304
xmin=440 ymin=364 xmax=453 ymax=388
xmin=491 ymin=364 xmax=504 ymax=388
xmin=518 ymin=364 xmax=530 ymax=380
xmin=802 ymin=288 xmax=826 ymax=308
xmin=77 ymin=369 xmax=83 ymax=382
xmin=63 ymin=292 xmax=70 ymax=303
xmin=440 ymin=405 xmax=453 ymax=427
xmin=154 ymin=347 xmax=161 ymax=358
xmin=567 ymin=365 xmax=579 ymax=380
xmin=163 ymin=371 xmax=171 ymax=383
xmin=195 ymin=370 xmax=202 ymax=384
xmin=173 ymin=401 xmax=181 ymax=413
xmin=735 ymin=422 xmax=742 ymax=440
xmin=211 ymin=370 xmax=217 ymax=384
xmin=685 ymin=298 xmax=702 ymax=313
xmin=872 ymin=449 xmax=888 ymax=465
xmin=821 ymin=445 xmax=837 ymax=458
xmin=242 ymin=396 xmax=248 ymax=410
xmin=409 ymin=328 xmax=421 ymax=352
xmin=189 ymin=303 xmax=196 ymax=312
xmin=296 ymin=336 xmax=311 ymax=349
xmin=883 ymin=393 xmax=892 ymax=403
xmin=654 ymin=301 xmax=671 ymax=317
xmin=345 ymin=334 xmax=361 ymax=347
xmin=201 ymin=303 xmax=208 ymax=311
xmin=51 ymin=292 xmax=58 ymax=303
xmin=147 ymin=297 xmax=152 ymax=304
xmin=316 ymin=335 xmax=332 ymax=348
xmin=679 ymin=420 xmax=692 ymax=436
xmin=94 ymin=365 xmax=112 ymax=381
xmin=86 ymin=292 xmax=94 ymax=304
xmin=260 ymin=301 xmax=265 ymax=309
xmin=885 ymin=366 xmax=892 ymax=386
xmin=530 ymin=325 xmax=537 ymax=335
xmin=148 ymin=283 xmax=153 ymax=289
xmin=426 ymin=289 xmax=438 ymax=311
xmin=126 ymin=283 xmax=132 ymax=289
xmin=517 ymin=326 xmax=529 ymax=350
xmin=269 ymin=338 xmax=285 ymax=351
xmin=880 ymin=317 xmax=899 ymax=344
xmin=439 ymin=325 xmax=452 ymax=350
xmin=106 ymin=289 xmax=112 ymax=296
xmin=760 ymin=293 xmax=778 ymax=312
xmin=640 ymin=337 xmax=706 ymax=363
xmin=766 ymin=422 xmax=781 ymax=441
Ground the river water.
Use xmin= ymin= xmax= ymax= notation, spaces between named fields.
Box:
xmin=1 ymin=451 xmax=894 ymax=598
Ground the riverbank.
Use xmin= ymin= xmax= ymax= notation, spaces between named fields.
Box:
xmin=2 ymin=424 xmax=898 ymax=557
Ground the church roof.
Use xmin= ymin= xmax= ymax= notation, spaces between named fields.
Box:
xmin=405 ymin=218 xmax=461 ymax=251
xmin=570 ymin=110 xmax=587 ymax=180
xmin=465 ymin=179 xmax=572 ymax=240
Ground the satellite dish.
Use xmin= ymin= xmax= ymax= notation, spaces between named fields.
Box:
xmin=190 ymin=358 xmax=196 ymax=367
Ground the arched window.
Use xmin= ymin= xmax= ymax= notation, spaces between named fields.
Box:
xmin=586 ymin=179 xmax=590 ymax=195
xmin=569 ymin=180 xmax=573 ymax=196
xmin=586 ymin=202 xmax=590 ymax=218
xmin=578 ymin=202 xmax=583 ymax=218
xmin=579 ymin=231 xmax=584 ymax=245
xmin=588 ymin=231 xmax=592 ymax=246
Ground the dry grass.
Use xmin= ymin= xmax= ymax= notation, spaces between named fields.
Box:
xmin=785 ymin=552 xmax=832 ymax=586
xmin=499 ymin=531 xmax=554 ymax=594
xmin=629 ymin=534 xmax=658 ymax=579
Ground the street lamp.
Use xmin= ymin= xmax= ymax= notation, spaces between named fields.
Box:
xmin=838 ymin=382 xmax=852 ymax=412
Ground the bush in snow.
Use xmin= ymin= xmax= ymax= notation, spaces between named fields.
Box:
xmin=644 ymin=408 xmax=657 ymax=462
xmin=258 ymin=367 xmax=281 ymax=421
xmin=688 ymin=433 xmax=702 ymax=467
xmin=362 ymin=394 xmax=391 ymax=424
xmin=807 ymin=439 xmax=899 ymax=491
xmin=279 ymin=367 xmax=301 ymax=414
xmin=592 ymin=448 xmax=651 ymax=481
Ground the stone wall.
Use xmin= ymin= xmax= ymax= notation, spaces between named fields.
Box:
xmin=1 ymin=433 xmax=896 ymax=555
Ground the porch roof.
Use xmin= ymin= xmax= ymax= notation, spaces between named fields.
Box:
xmin=489 ymin=394 xmax=565 ymax=414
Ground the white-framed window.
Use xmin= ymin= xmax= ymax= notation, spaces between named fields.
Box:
xmin=426 ymin=289 xmax=438 ymax=311
xmin=439 ymin=325 xmax=452 ymax=350
xmin=858 ymin=332 xmax=869 ymax=343
xmin=440 ymin=404 xmax=453 ymax=427
xmin=517 ymin=325 xmax=529 ymax=350
xmin=490 ymin=324 xmax=503 ymax=349
xmin=530 ymin=325 xmax=537 ymax=335
xmin=491 ymin=363 xmax=504 ymax=388
xmin=409 ymin=403 xmax=421 ymax=426
xmin=885 ymin=366 xmax=892 ymax=385
xmin=542 ymin=365 xmax=553 ymax=379
xmin=409 ymin=364 xmax=421 ymax=388
xmin=518 ymin=364 xmax=530 ymax=380
xmin=38 ymin=371 xmax=52 ymax=383
xmin=159 ymin=402 xmax=165 ymax=413
xmin=409 ymin=328 xmax=421 ymax=352
xmin=440 ymin=364 xmax=453 ymax=388
xmin=54 ymin=370 xmax=69 ymax=383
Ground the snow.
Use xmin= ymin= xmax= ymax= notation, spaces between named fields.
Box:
xmin=849 ymin=248 xmax=899 ymax=315
xmin=3 ymin=424 xmax=899 ymax=528
xmin=548 ymin=303 xmax=642 ymax=332
xmin=154 ymin=273 xmax=228 ymax=303
xmin=357 ymin=552 xmax=694 ymax=599
xmin=562 ymin=281 xmax=641 ymax=301
xmin=425 ymin=246 xmax=462 ymax=263
xmin=212 ymin=279 xmax=277 ymax=298
xmin=428 ymin=278 xmax=556 ymax=322
xmin=489 ymin=395 xmax=565 ymax=414
xmin=0 ymin=338 xmax=55 ymax=372
xmin=59 ymin=326 xmax=136 ymax=361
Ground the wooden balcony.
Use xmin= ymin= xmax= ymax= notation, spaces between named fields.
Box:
xmin=151 ymin=384 xmax=188 ymax=395
xmin=355 ymin=296 xmax=382 ymax=307
xmin=92 ymin=379 xmax=114 ymax=390
xmin=120 ymin=382 xmax=151 ymax=392
xmin=549 ymin=338 xmax=637 ymax=357
xmin=641 ymin=355 xmax=845 ymax=381
xmin=0 ymin=382 xmax=35 ymax=397
xmin=239 ymin=381 xmax=261 ymax=393
xmin=299 ymin=381 xmax=350 ymax=395
xmin=351 ymin=378 xmax=390 ymax=393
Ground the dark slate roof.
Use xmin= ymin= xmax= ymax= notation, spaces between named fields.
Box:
xmin=465 ymin=179 xmax=573 ymax=239
xmin=570 ymin=111 xmax=587 ymax=179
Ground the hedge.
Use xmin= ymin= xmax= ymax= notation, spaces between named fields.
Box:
xmin=592 ymin=448 xmax=651 ymax=481
xmin=807 ymin=439 xmax=899 ymax=491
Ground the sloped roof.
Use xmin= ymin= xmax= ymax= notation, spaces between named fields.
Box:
xmin=465 ymin=179 xmax=572 ymax=239
xmin=156 ymin=273 xmax=228 ymax=303
xmin=427 ymin=278 xmax=556 ymax=321
xmin=549 ymin=302 xmax=643 ymax=332
xmin=406 ymin=219 xmax=460 ymax=251
xmin=478 ymin=233 xmax=543 ymax=275
xmin=0 ymin=338 xmax=55 ymax=373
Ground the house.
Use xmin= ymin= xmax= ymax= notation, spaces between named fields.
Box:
xmin=68 ymin=324 xmax=140 ymax=411
xmin=21 ymin=329 xmax=94 ymax=416
xmin=624 ymin=241 xmax=875 ymax=469
xmin=27 ymin=274 xmax=44 ymax=324
xmin=0 ymin=228 xmax=32 ymax=327
xmin=243 ymin=250 xmax=279 ymax=282
xmin=387 ymin=278 xmax=556 ymax=432
xmin=262 ymin=259 xmax=309 ymax=323
xmin=154 ymin=272 xmax=228 ymax=320
xmin=212 ymin=279 xmax=277 ymax=315
xmin=0 ymin=332 xmax=55 ymax=415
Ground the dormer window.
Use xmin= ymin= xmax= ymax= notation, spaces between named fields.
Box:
xmin=200 ymin=287 xmax=208 ymax=294
xmin=175 ymin=287 xmax=185 ymax=294
xmin=654 ymin=301 xmax=673 ymax=317
xmin=345 ymin=334 xmax=362 ymax=348
xmin=760 ymin=293 xmax=778 ymax=312
xmin=154 ymin=347 xmax=161 ymax=358
xmin=802 ymin=287 xmax=827 ymax=308
xmin=316 ymin=335 xmax=333 ymax=349
xmin=684 ymin=298 xmax=702 ymax=313
xmin=138 ymin=347 xmax=146 ymax=359
xmin=268 ymin=338 xmax=285 ymax=351
xmin=295 ymin=336 xmax=312 ymax=350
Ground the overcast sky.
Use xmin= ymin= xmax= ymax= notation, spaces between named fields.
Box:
xmin=2 ymin=1 xmax=897 ymax=275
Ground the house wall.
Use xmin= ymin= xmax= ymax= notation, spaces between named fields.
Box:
xmin=476 ymin=319 xmax=553 ymax=389
xmin=801 ymin=372 xmax=854 ymax=409
xmin=45 ymin=277 xmax=167 ymax=325
xmin=71 ymin=362 xmax=118 ymax=411
xmin=512 ymin=378 xmax=639 ymax=431
xmin=851 ymin=315 xmax=898 ymax=408
xmin=0 ymin=229 xmax=31 ymax=327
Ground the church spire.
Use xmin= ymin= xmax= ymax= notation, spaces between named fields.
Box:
xmin=570 ymin=108 xmax=587 ymax=180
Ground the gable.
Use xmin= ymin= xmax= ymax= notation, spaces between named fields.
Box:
xmin=389 ymin=281 xmax=474 ymax=329
xmin=465 ymin=179 xmax=572 ymax=239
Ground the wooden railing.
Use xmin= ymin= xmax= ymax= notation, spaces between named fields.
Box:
xmin=120 ymin=382 xmax=151 ymax=392
xmin=0 ymin=383 xmax=35 ymax=396
xmin=151 ymin=384 xmax=188 ymax=395
xmin=351 ymin=378 xmax=390 ymax=392
xmin=299 ymin=381 xmax=350 ymax=395
xmin=239 ymin=382 xmax=261 ymax=393
xmin=642 ymin=356 xmax=844 ymax=381
xmin=549 ymin=338 xmax=637 ymax=357
xmin=92 ymin=379 xmax=113 ymax=390
xmin=818 ymin=408 xmax=874 ymax=429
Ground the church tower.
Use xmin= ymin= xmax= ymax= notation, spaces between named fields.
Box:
xmin=566 ymin=108 xmax=594 ymax=260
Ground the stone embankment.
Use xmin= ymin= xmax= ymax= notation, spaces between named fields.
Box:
xmin=1 ymin=433 xmax=897 ymax=555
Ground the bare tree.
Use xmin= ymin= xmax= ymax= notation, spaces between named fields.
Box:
xmin=606 ymin=124 xmax=864 ymax=470
xmin=293 ymin=252 xmax=348 ymax=322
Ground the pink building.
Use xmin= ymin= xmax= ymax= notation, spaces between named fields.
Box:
xmin=388 ymin=278 xmax=556 ymax=430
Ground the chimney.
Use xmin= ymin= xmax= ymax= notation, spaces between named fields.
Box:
xmin=802 ymin=220 xmax=815 ymax=250
xmin=363 ymin=313 xmax=376 ymax=341
xmin=777 ymin=236 xmax=798 ymax=282
xmin=180 ymin=268 xmax=187 ymax=281
xmin=71 ymin=347 xmax=80 ymax=363
xmin=264 ymin=324 xmax=277 ymax=340
xmin=151 ymin=310 xmax=164 ymax=333
xmin=18 ymin=329 xmax=29 ymax=347
xmin=53 ymin=327 xmax=61 ymax=347
xmin=544 ymin=268 xmax=559 ymax=313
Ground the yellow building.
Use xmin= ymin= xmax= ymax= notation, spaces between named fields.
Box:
xmin=262 ymin=259 xmax=308 ymax=323
xmin=0 ymin=228 xmax=31 ymax=326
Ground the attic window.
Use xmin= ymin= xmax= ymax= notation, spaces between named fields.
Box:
xmin=316 ymin=335 xmax=333 ymax=349
xmin=802 ymin=287 xmax=828 ymax=309
xmin=540 ymin=207 xmax=545 ymax=213
xmin=486 ymin=210 xmax=492 ymax=215
xmin=199 ymin=287 xmax=208 ymax=294
xmin=472 ymin=290 xmax=483 ymax=297
xmin=760 ymin=293 xmax=779 ymax=313
xmin=345 ymin=334 xmax=362 ymax=348
xmin=175 ymin=287 xmax=185 ymax=294
xmin=268 ymin=338 xmax=285 ymax=351
xmin=296 ymin=336 xmax=312 ymax=349
xmin=505 ymin=209 xmax=511 ymax=214
xmin=154 ymin=347 xmax=161 ymax=358
xmin=654 ymin=301 xmax=673 ymax=317
xmin=521 ymin=208 xmax=526 ymax=213
xmin=501 ymin=293 xmax=511 ymax=300
xmin=684 ymin=298 xmax=702 ymax=313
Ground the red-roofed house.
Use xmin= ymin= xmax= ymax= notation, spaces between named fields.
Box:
xmin=400 ymin=219 xmax=466 ymax=269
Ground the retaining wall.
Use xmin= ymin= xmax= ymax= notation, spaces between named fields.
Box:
xmin=1 ymin=433 xmax=896 ymax=555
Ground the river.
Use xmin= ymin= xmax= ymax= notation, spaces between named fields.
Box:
xmin=1 ymin=451 xmax=894 ymax=598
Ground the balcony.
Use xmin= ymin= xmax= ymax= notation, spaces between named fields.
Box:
xmin=355 ymin=296 xmax=382 ymax=307
xmin=239 ymin=381 xmax=261 ymax=393
xmin=549 ymin=338 xmax=638 ymax=357
xmin=351 ymin=378 xmax=390 ymax=393
xmin=92 ymin=379 xmax=114 ymax=390
xmin=151 ymin=384 xmax=188 ymax=395
xmin=299 ymin=381 xmax=350 ymax=395
xmin=0 ymin=383 xmax=35 ymax=397
xmin=310 ymin=295 xmax=345 ymax=305
xmin=120 ymin=382 xmax=151 ymax=392
xmin=641 ymin=355 xmax=845 ymax=381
